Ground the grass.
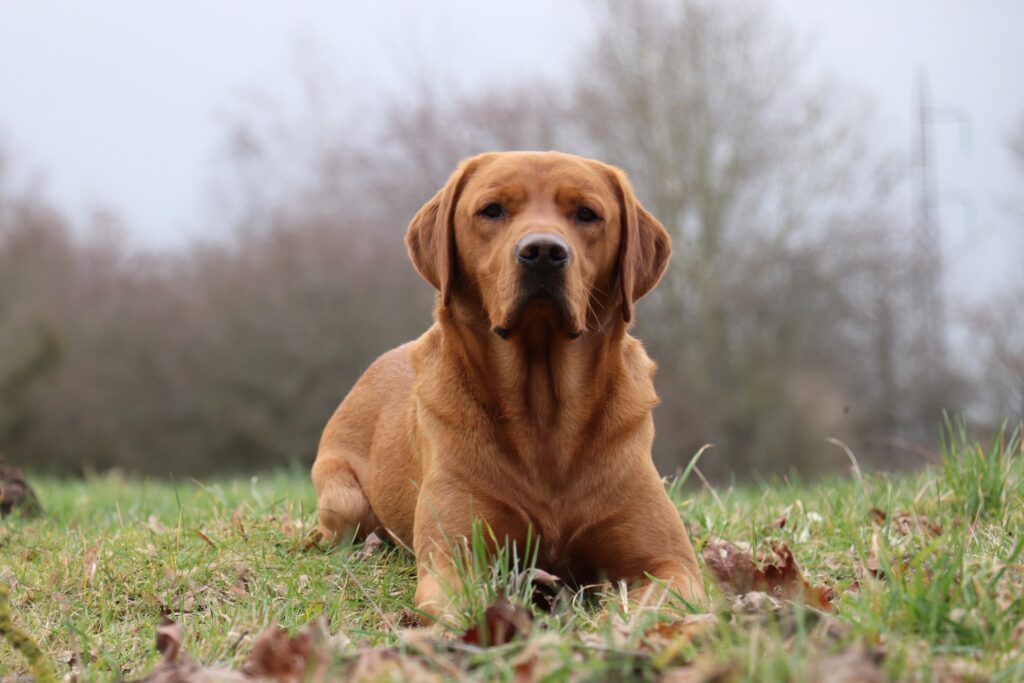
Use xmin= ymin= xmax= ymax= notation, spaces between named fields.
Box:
xmin=1 ymin=423 xmax=1022 ymax=682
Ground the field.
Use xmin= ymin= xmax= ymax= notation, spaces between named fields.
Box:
xmin=2 ymin=424 xmax=1022 ymax=682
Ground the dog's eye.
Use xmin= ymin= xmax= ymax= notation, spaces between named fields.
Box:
xmin=574 ymin=206 xmax=600 ymax=223
xmin=479 ymin=203 xmax=506 ymax=220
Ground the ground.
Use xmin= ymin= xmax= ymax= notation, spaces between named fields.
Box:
xmin=1 ymin=424 xmax=1021 ymax=682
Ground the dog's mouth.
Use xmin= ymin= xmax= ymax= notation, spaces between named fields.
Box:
xmin=493 ymin=288 xmax=582 ymax=340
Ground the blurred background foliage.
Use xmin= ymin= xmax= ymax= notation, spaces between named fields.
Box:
xmin=0 ymin=0 xmax=1021 ymax=479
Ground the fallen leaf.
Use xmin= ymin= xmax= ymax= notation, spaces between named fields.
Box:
xmin=528 ymin=567 xmax=561 ymax=588
xmin=660 ymin=658 xmax=734 ymax=683
xmin=278 ymin=514 xmax=295 ymax=539
xmin=864 ymin=531 xmax=883 ymax=579
xmin=120 ymin=616 xmax=248 ymax=683
xmin=513 ymin=654 xmax=537 ymax=683
xmin=869 ymin=508 xmax=941 ymax=536
xmin=231 ymin=506 xmax=246 ymax=538
xmin=809 ymin=648 xmax=886 ymax=683
xmin=287 ymin=528 xmax=324 ymax=555
xmin=645 ymin=613 xmax=719 ymax=669
xmin=195 ymin=529 xmax=216 ymax=548
xmin=242 ymin=619 xmax=329 ymax=683
xmin=51 ymin=591 xmax=71 ymax=613
xmin=0 ymin=464 xmax=42 ymax=517
xmin=730 ymin=591 xmax=782 ymax=614
xmin=927 ymin=655 xmax=990 ymax=683
xmin=644 ymin=613 xmax=718 ymax=649
xmin=123 ymin=618 xmax=324 ymax=683
xmin=520 ymin=568 xmax=565 ymax=611
xmin=147 ymin=515 xmax=166 ymax=534
xmin=155 ymin=616 xmax=183 ymax=662
xmin=82 ymin=544 xmax=101 ymax=584
xmin=702 ymin=538 xmax=834 ymax=611
xmin=229 ymin=574 xmax=250 ymax=599
xmin=346 ymin=649 xmax=441 ymax=683
xmin=63 ymin=649 xmax=86 ymax=683
xmin=355 ymin=532 xmax=383 ymax=559
xmin=459 ymin=597 xmax=533 ymax=647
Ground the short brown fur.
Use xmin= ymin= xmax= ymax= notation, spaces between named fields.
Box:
xmin=312 ymin=151 xmax=703 ymax=619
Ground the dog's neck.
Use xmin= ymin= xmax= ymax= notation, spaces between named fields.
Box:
xmin=436 ymin=300 xmax=634 ymax=436
xmin=414 ymin=299 xmax=659 ymax=481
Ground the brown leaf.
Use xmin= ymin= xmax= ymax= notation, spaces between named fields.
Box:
xmin=286 ymin=528 xmax=324 ymax=555
xmin=347 ymin=649 xmax=441 ymax=683
xmin=302 ymin=529 xmax=323 ymax=550
xmin=355 ymin=532 xmax=383 ymax=559
xmin=459 ymin=597 xmax=533 ymax=647
xmin=231 ymin=506 xmax=246 ymax=538
xmin=155 ymin=616 xmax=184 ymax=662
xmin=124 ymin=618 xmax=331 ymax=683
xmin=931 ymin=656 xmax=990 ymax=683
xmin=809 ymin=648 xmax=886 ymax=683
xmin=644 ymin=613 xmax=719 ymax=668
xmin=869 ymin=509 xmax=942 ymax=536
xmin=730 ymin=591 xmax=782 ymax=614
xmin=513 ymin=655 xmax=538 ymax=683
xmin=229 ymin=574 xmax=250 ymax=599
xmin=894 ymin=514 xmax=941 ymax=537
xmin=119 ymin=617 xmax=234 ymax=683
xmin=0 ymin=463 xmax=42 ymax=517
xmin=147 ymin=515 xmax=167 ymax=534
xmin=644 ymin=613 xmax=718 ymax=650
xmin=242 ymin=620 xmax=329 ymax=683
xmin=528 ymin=568 xmax=561 ymax=588
xmin=521 ymin=567 xmax=564 ymax=611
xmin=278 ymin=514 xmax=295 ymax=539
xmin=195 ymin=529 xmax=216 ymax=548
xmin=82 ymin=543 xmax=101 ymax=583
xmin=703 ymin=538 xmax=834 ymax=611
xmin=864 ymin=531 xmax=883 ymax=579
xmin=660 ymin=658 xmax=734 ymax=683
xmin=51 ymin=591 xmax=71 ymax=613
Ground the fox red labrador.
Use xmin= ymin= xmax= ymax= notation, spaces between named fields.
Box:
xmin=312 ymin=151 xmax=703 ymax=620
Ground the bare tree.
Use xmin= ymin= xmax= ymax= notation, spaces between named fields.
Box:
xmin=968 ymin=113 xmax=1024 ymax=424
xmin=0 ymin=3 xmax=989 ymax=477
xmin=570 ymin=0 xmax=921 ymax=476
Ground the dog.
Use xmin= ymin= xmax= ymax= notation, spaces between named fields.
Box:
xmin=312 ymin=151 xmax=703 ymax=620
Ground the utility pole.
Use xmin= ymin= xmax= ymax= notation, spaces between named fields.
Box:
xmin=910 ymin=70 xmax=969 ymax=427
xmin=912 ymin=72 xmax=945 ymax=375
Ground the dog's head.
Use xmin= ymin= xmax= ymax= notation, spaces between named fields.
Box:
xmin=406 ymin=151 xmax=670 ymax=339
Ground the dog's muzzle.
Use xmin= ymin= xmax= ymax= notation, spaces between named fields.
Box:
xmin=493 ymin=233 xmax=579 ymax=339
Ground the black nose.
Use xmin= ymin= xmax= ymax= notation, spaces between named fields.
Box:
xmin=516 ymin=233 xmax=571 ymax=274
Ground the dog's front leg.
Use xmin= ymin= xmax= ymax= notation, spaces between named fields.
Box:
xmin=410 ymin=482 xmax=476 ymax=625
xmin=585 ymin=475 xmax=706 ymax=611
xmin=413 ymin=549 xmax=462 ymax=624
xmin=410 ymin=481 xmax=522 ymax=625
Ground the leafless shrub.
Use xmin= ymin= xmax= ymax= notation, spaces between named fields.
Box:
xmin=0 ymin=1 xmax=989 ymax=476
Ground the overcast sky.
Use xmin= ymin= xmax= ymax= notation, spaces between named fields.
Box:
xmin=1 ymin=1 xmax=1021 ymax=303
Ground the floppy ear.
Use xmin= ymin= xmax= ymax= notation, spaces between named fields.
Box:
xmin=405 ymin=159 xmax=477 ymax=307
xmin=611 ymin=168 xmax=672 ymax=323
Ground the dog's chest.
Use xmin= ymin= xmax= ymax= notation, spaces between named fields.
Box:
xmin=501 ymin=481 xmax=602 ymax=571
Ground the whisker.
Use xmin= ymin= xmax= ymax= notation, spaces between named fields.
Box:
xmin=469 ymin=272 xmax=501 ymax=287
